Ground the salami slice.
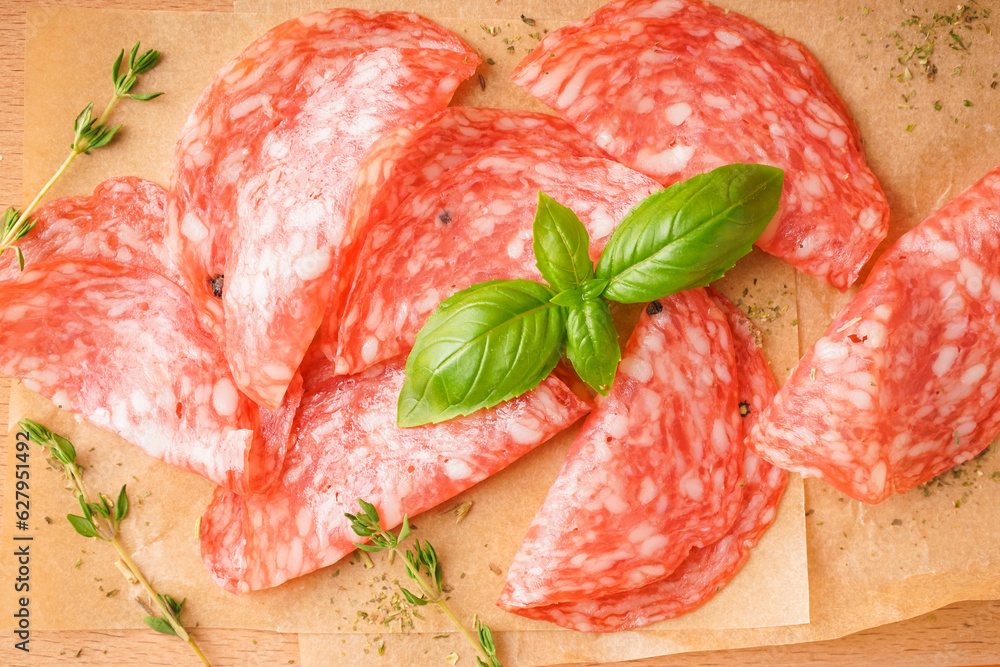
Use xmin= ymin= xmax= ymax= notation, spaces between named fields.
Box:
xmin=748 ymin=164 xmax=1000 ymax=503
xmin=511 ymin=0 xmax=888 ymax=290
xmin=199 ymin=349 xmax=590 ymax=593
xmin=334 ymin=145 xmax=660 ymax=375
xmin=498 ymin=289 xmax=743 ymax=611
xmin=168 ymin=9 xmax=475 ymax=339
xmin=223 ymin=45 xmax=477 ymax=409
xmin=0 ymin=259 xmax=288 ymax=494
xmin=322 ymin=107 xmax=608 ymax=361
xmin=507 ymin=289 xmax=786 ymax=630
xmin=0 ymin=177 xmax=178 ymax=285
xmin=535 ymin=0 xmax=860 ymax=149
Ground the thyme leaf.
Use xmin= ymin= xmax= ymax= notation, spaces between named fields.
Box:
xmin=0 ymin=41 xmax=164 ymax=270
xmin=347 ymin=499 xmax=504 ymax=666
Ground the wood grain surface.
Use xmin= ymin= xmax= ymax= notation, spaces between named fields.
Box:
xmin=1 ymin=1 xmax=998 ymax=666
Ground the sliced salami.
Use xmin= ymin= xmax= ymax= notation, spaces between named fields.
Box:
xmin=511 ymin=0 xmax=888 ymax=290
xmin=748 ymin=164 xmax=1000 ymax=503
xmin=0 ymin=259 xmax=287 ymax=494
xmin=498 ymin=289 xmax=744 ymax=611
xmin=322 ymin=107 xmax=608 ymax=361
xmin=168 ymin=9 xmax=475 ymax=339
xmin=334 ymin=145 xmax=661 ymax=375
xmin=535 ymin=0 xmax=860 ymax=149
xmin=508 ymin=289 xmax=786 ymax=630
xmin=223 ymin=45 xmax=477 ymax=409
xmin=0 ymin=177 xmax=178 ymax=285
xmin=199 ymin=349 xmax=590 ymax=593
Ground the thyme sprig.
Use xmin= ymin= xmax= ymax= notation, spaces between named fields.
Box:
xmin=19 ymin=419 xmax=210 ymax=666
xmin=0 ymin=42 xmax=163 ymax=271
xmin=346 ymin=499 xmax=503 ymax=667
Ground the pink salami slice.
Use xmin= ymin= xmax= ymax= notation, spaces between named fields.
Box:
xmin=508 ymin=290 xmax=787 ymax=630
xmin=321 ymin=107 xmax=608 ymax=361
xmin=498 ymin=288 xmax=743 ymax=611
xmin=199 ymin=349 xmax=590 ymax=593
xmin=748 ymin=164 xmax=1000 ymax=503
xmin=1 ymin=177 xmax=177 ymax=285
xmin=511 ymin=0 xmax=888 ymax=290
xmin=0 ymin=259 xmax=288 ymax=494
xmin=168 ymin=9 xmax=474 ymax=339
xmin=334 ymin=145 xmax=660 ymax=375
xmin=224 ymin=46 xmax=477 ymax=409
xmin=536 ymin=0 xmax=860 ymax=149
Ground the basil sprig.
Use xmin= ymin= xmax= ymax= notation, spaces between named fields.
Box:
xmin=398 ymin=163 xmax=784 ymax=426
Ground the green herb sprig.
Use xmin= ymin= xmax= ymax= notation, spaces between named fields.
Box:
xmin=0 ymin=42 xmax=163 ymax=271
xmin=398 ymin=163 xmax=784 ymax=426
xmin=19 ymin=419 xmax=210 ymax=666
xmin=346 ymin=500 xmax=503 ymax=667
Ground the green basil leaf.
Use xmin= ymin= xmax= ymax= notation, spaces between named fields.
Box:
xmin=550 ymin=278 xmax=609 ymax=309
xmin=580 ymin=277 xmax=609 ymax=300
xmin=549 ymin=287 xmax=583 ymax=309
xmin=398 ymin=279 xmax=566 ymax=427
xmin=565 ymin=298 xmax=620 ymax=396
xmin=596 ymin=163 xmax=784 ymax=303
xmin=532 ymin=191 xmax=594 ymax=291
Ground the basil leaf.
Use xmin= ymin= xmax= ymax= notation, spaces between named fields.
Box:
xmin=550 ymin=278 xmax=609 ymax=309
xmin=398 ymin=279 xmax=566 ymax=426
xmin=596 ymin=163 xmax=784 ymax=303
xmin=549 ymin=288 xmax=583 ymax=309
xmin=532 ymin=191 xmax=594 ymax=291
xmin=565 ymin=298 xmax=620 ymax=396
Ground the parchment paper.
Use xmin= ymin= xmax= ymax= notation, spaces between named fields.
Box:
xmin=2 ymin=1 xmax=999 ymax=665
xmin=0 ymin=3 xmax=809 ymax=665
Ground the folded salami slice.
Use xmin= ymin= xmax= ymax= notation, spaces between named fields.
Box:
xmin=507 ymin=289 xmax=786 ymax=630
xmin=322 ymin=107 xmax=608 ymax=362
xmin=748 ymin=165 xmax=1000 ymax=503
xmin=0 ymin=259 xmax=287 ymax=494
xmin=498 ymin=289 xmax=743 ymax=611
xmin=223 ymin=46 xmax=476 ymax=409
xmin=199 ymin=350 xmax=590 ymax=593
xmin=168 ymin=9 xmax=474 ymax=339
xmin=511 ymin=0 xmax=888 ymax=290
xmin=0 ymin=177 xmax=178 ymax=285
xmin=334 ymin=145 xmax=660 ymax=375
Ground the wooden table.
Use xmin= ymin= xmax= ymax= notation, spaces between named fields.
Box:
xmin=2 ymin=1 xmax=999 ymax=665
